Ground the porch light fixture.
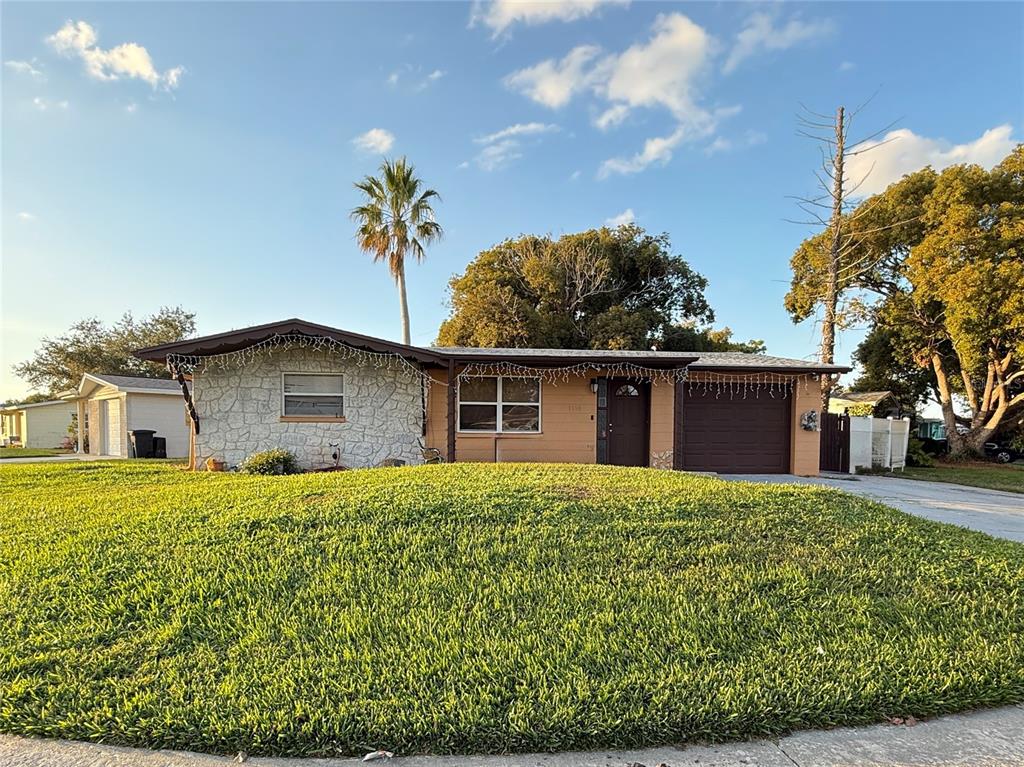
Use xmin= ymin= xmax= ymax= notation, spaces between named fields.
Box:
xmin=590 ymin=378 xmax=599 ymax=394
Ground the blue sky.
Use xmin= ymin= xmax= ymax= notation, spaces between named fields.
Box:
xmin=2 ymin=1 xmax=1021 ymax=399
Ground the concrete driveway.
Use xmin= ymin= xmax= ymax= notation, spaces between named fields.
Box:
xmin=720 ymin=472 xmax=1024 ymax=543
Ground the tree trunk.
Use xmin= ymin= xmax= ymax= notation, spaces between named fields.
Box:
xmin=819 ymin=105 xmax=846 ymax=413
xmin=396 ymin=261 xmax=411 ymax=345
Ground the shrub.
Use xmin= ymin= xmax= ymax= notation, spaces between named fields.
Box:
xmin=237 ymin=448 xmax=300 ymax=475
xmin=905 ymin=437 xmax=935 ymax=467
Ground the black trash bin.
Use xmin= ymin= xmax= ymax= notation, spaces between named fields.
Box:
xmin=129 ymin=429 xmax=156 ymax=458
xmin=152 ymin=436 xmax=167 ymax=459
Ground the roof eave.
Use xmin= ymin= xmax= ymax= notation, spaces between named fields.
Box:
xmin=134 ymin=318 xmax=446 ymax=366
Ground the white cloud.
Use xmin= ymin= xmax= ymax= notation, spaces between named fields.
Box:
xmin=839 ymin=60 xmax=855 ymax=72
xmin=506 ymin=13 xmax=738 ymax=176
xmin=570 ymin=169 xmax=582 ymax=181
xmin=594 ymin=104 xmax=629 ymax=131
xmin=427 ymin=69 xmax=445 ymax=82
xmin=5 ymin=59 xmax=45 ymax=79
xmin=475 ymin=139 xmax=523 ymax=171
xmin=724 ymin=12 xmax=833 ymax=74
xmin=846 ymin=125 xmax=1018 ymax=197
xmin=599 ymin=126 xmax=686 ymax=177
xmin=704 ymin=129 xmax=767 ymax=156
xmin=387 ymin=71 xmax=400 ymax=86
xmin=47 ymin=20 xmax=184 ymax=90
xmin=32 ymin=96 xmax=69 ymax=111
xmin=604 ymin=208 xmax=635 ymax=226
xmin=124 ymin=102 xmax=138 ymax=113
xmin=600 ymin=14 xmax=713 ymax=123
xmin=504 ymin=45 xmax=602 ymax=109
xmin=352 ymin=128 xmax=395 ymax=154
xmin=474 ymin=122 xmax=559 ymax=144
xmin=471 ymin=122 xmax=560 ymax=171
xmin=472 ymin=0 xmax=629 ymax=37
xmin=16 ymin=212 xmax=36 ymax=221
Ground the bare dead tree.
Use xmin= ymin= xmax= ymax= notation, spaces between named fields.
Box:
xmin=790 ymin=100 xmax=900 ymax=412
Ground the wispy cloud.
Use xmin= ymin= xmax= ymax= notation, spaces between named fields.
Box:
xmin=604 ymin=208 xmax=635 ymax=227
xmin=846 ymin=125 xmax=1017 ymax=197
xmin=471 ymin=122 xmax=560 ymax=171
xmin=599 ymin=127 xmax=686 ymax=178
xmin=839 ymin=60 xmax=856 ymax=72
xmin=16 ymin=212 xmax=36 ymax=222
xmin=474 ymin=122 xmax=559 ymax=144
xmin=47 ymin=20 xmax=184 ymax=90
xmin=352 ymin=128 xmax=395 ymax=154
xmin=475 ymin=139 xmax=523 ymax=171
xmin=32 ymin=96 xmax=69 ymax=111
xmin=704 ymin=129 xmax=767 ymax=156
xmin=388 ymin=66 xmax=446 ymax=91
xmin=471 ymin=0 xmax=629 ymax=37
xmin=4 ymin=59 xmax=45 ymax=79
xmin=723 ymin=12 xmax=834 ymax=74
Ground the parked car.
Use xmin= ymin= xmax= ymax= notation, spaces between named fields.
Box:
xmin=984 ymin=442 xmax=1020 ymax=464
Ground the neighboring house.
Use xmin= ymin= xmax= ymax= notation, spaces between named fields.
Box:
xmin=0 ymin=399 xmax=76 ymax=448
xmin=73 ymin=374 xmax=190 ymax=458
xmin=828 ymin=390 xmax=902 ymax=418
xmin=136 ymin=319 xmax=849 ymax=475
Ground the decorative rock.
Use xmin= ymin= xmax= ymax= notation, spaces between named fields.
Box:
xmin=193 ymin=348 xmax=424 ymax=470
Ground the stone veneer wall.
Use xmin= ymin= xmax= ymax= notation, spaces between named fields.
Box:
xmin=192 ymin=349 xmax=425 ymax=470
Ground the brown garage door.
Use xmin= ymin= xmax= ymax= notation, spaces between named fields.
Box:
xmin=681 ymin=387 xmax=791 ymax=473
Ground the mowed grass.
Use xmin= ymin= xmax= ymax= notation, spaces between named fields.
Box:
xmin=0 ymin=448 xmax=70 ymax=459
xmin=1 ymin=462 xmax=1022 ymax=757
xmin=897 ymin=462 xmax=1024 ymax=494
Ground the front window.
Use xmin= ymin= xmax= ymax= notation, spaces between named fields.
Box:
xmin=458 ymin=376 xmax=540 ymax=432
xmin=282 ymin=373 xmax=344 ymax=418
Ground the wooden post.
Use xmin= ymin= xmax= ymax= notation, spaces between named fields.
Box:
xmin=446 ymin=359 xmax=457 ymax=462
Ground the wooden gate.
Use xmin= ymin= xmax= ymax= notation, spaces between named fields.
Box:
xmin=819 ymin=412 xmax=850 ymax=473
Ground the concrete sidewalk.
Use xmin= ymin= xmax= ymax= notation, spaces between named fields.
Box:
xmin=1 ymin=705 xmax=1022 ymax=767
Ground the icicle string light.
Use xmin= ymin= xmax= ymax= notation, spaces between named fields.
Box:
xmin=456 ymin=360 xmax=691 ymax=386
xmin=685 ymin=371 xmax=815 ymax=400
xmin=164 ymin=334 xmax=821 ymax=399
xmin=165 ymin=333 xmax=437 ymax=387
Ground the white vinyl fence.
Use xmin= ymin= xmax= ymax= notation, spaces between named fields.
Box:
xmin=849 ymin=416 xmax=911 ymax=474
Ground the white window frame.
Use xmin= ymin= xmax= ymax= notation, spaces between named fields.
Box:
xmin=457 ymin=376 xmax=542 ymax=434
xmin=281 ymin=372 xmax=345 ymax=419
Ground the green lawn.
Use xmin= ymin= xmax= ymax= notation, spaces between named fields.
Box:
xmin=897 ymin=462 xmax=1024 ymax=494
xmin=0 ymin=462 xmax=1022 ymax=757
xmin=0 ymin=447 xmax=70 ymax=459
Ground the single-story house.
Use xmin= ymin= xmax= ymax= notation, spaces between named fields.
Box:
xmin=0 ymin=398 xmax=76 ymax=448
xmin=73 ymin=373 xmax=190 ymax=458
xmin=828 ymin=390 xmax=902 ymax=418
xmin=136 ymin=319 xmax=849 ymax=475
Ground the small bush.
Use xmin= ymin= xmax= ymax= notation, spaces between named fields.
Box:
xmin=905 ymin=437 xmax=935 ymax=467
xmin=237 ymin=448 xmax=300 ymax=475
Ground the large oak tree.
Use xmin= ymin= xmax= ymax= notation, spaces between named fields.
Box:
xmin=437 ymin=225 xmax=762 ymax=353
xmin=12 ymin=306 xmax=196 ymax=395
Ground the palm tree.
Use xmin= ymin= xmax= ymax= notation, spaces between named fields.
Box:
xmin=351 ymin=157 xmax=442 ymax=345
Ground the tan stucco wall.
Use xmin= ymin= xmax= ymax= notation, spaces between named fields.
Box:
xmin=428 ymin=368 xmax=821 ymax=475
xmin=790 ymin=376 xmax=820 ymax=476
xmin=427 ymin=368 xmax=678 ymax=468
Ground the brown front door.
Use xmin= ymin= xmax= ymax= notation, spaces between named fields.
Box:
xmin=607 ymin=379 xmax=649 ymax=466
